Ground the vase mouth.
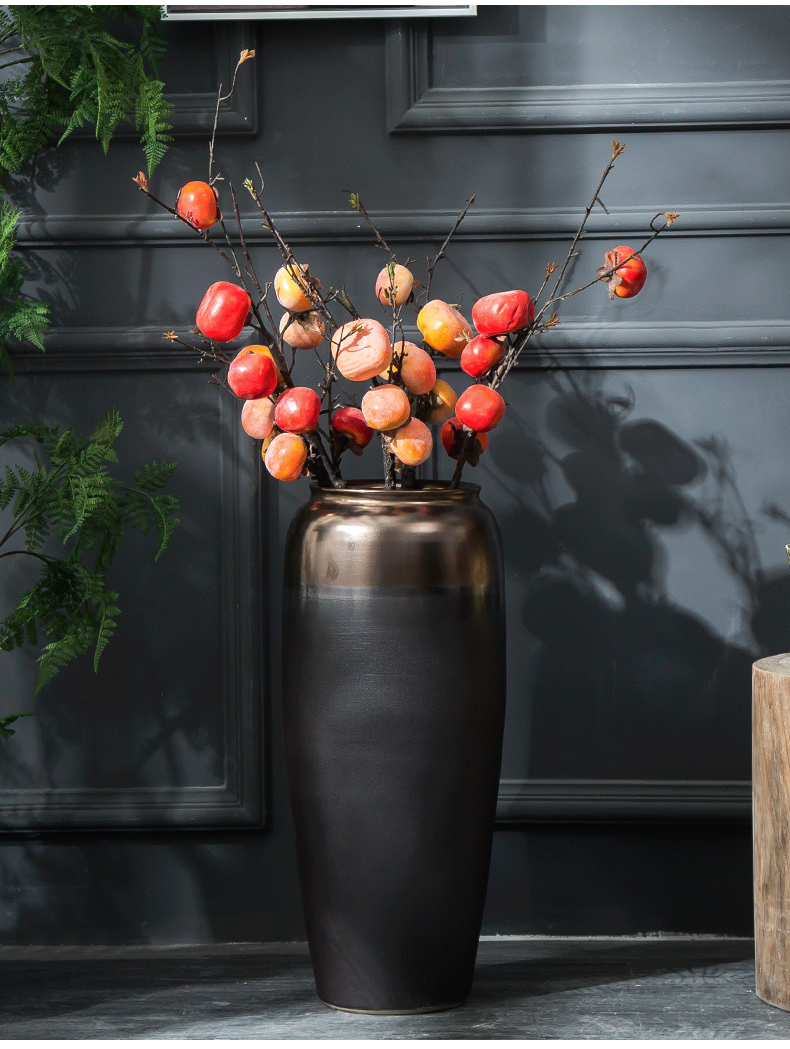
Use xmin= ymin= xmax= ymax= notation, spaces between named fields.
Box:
xmin=310 ymin=480 xmax=480 ymax=500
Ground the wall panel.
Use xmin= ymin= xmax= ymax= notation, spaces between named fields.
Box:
xmin=1 ymin=342 xmax=265 ymax=829
xmin=3 ymin=5 xmax=788 ymax=940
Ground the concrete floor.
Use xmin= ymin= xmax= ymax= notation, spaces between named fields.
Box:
xmin=0 ymin=937 xmax=787 ymax=1039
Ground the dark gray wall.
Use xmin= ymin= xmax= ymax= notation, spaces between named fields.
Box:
xmin=2 ymin=5 xmax=786 ymax=942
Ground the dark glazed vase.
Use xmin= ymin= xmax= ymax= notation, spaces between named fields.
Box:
xmin=282 ymin=482 xmax=506 ymax=1014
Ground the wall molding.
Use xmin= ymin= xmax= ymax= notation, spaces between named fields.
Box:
xmin=429 ymin=320 xmax=790 ymax=369
xmin=85 ymin=22 xmax=257 ymax=138
xmin=167 ymin=22 xmax=257 ymax=136
xmin=14 ymin=203 xmax=790 ymax=248
xmin=1 ymin=349 xmax=265 ymax=831
xmin=9 ymin=330 xmax=223 ymax=373
xmin=386 ymin=23 xmax=790 ymax=134
xmin=10 ymin=322 xmax=790 ymax=373
xmin=496 ymin=779 xmax=751 ymax=823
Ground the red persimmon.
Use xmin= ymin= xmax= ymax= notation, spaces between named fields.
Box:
xmin=455 ymin=384 xmax=506 ymax=433
xmin=472 ymin=290 xmax=534 ymax=336
xmin=274 ymin=387 xmax=321 ymax=434
xmin=196 ymin=282 xmax=251 ymax=342
xmin=176 ymin=181 xmax=217 ymax=230
xmin=460 ymin=334 xmax=506 ymax=378
xmin=228 ymin=348 xmax=277 ymax=400
xmin=331 ymin=406 xmax=374 ymax=449
xmin=597 ymin=245 xmax=647 ymax=299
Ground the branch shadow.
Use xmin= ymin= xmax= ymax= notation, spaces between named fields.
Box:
xmin=488 ymin=361 xmax=787 ymax=781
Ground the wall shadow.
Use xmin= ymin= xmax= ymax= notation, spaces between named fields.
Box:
xmin=488 ymin=364 xmax=787 ymax=782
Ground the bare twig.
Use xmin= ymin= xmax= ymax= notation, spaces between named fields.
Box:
xmin=345 ymin=191 xmax=395 ymax=256
xmin=208 ymin=49 xmax=255 ymax=186
xmin=423 ymin=195 xmax=475 ymax=304
xmin=545 ymin=139 xmax=626 ymax=309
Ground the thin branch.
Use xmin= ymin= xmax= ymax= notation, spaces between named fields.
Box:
xmin=423 ymin=195 xmax=475 ymax=304
xmin=244 ymin=177 xmax=341 ymax=336
xmin=344 ymin=191 xmax=395 ymax=255
xmin=230 ymin=182 xmax=264 ymax=300
xmin=543 ymin=215 xmax=674 ymax=312
xmin=208 ymin=49 xmax=255 ymax=185
xmin=0 ymin=549 xmax=55 ymax=563
xmin=132 ymin=175 xmax=235 ymax=268
xmin=325 ymin=288 xmax=360 ymax=320
xmin=545 ymin=139 xmax=626 ymax=309
xmin=0 ymin=53 xmax=33 ymax=72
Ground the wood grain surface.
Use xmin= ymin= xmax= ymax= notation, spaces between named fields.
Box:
xmin=753 ymin=655 xmax=790 ymax=1010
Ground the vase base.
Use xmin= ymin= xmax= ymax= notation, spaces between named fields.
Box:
xmin=320 ymin=998 xmax=466 ymax=1015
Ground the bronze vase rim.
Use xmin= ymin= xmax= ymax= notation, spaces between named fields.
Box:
xmin=310 ymin=480 xmax=481 ymax=501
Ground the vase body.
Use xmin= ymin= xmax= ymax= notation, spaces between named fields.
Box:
xmin=282 ymin=482 xmax=506 ymax=1014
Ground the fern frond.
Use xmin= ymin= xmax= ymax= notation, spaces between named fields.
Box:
xmin=0 ymin=712 xmax=35 ymax=740
xmin=0 ymin=413 xmax=179 ymax=698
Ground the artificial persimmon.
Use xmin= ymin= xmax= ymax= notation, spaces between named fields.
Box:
xmin=361 ymin=385 xmax=411 ymax=431
xmin=274 ymin=264 xmax=316 ymax=312
xmin=196 ymin=282 xmax=251 ymax=342
xmin=264 ymin=432 xmax=308 ymax=481
xmin=176 ymin=181 xmax=217 ymax=230
xmin=417 ymin=300 xmax=472 ymax=358
xmin=280 ymin=311 xmax=325 ymax=349
xmin=389 ymin=418 xmax=433 ymax=467
xmin=460 ymin=335 xmax=506 ymax=379
xmin=455 ymin=384 xmax=505 ymax=433
xmin=376 ymin=264 xmax=414 ymax=307
xmin=382 ymin=341 xmax=436 ymax=395
xmin=331 ymin=406 xmax=374 ymax=450
xmin=472 ymin=291 xmax=534 ymax=336
xmin=331 ymin=318 xmax=392 ymax=381
xmin=274 ymin=387 xmax=321 ymax=434
xmin=440 ymin=417 xmax=488 ymax=462
xmin=241 ymin=397 xmax=276 ymax=439
xmin=241 ymin=344 xmax=284 ymax=385
xmin=424 ymin=379 xmax=458 ymax=425
xmin=597 ymin=245 xmax=647 ymax=299
xmin=228 ymin=347 xmax=277 ymax=400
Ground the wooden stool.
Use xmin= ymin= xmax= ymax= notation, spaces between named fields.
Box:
xmin=753 ymin=654 xmax=790 ymax=1009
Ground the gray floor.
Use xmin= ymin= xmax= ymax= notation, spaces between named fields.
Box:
xmin=1 ymin=937 xmax=788 ymax=1039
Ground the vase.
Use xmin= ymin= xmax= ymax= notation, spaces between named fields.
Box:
xmin=281 ymin=481 xmax=506 ymax=1014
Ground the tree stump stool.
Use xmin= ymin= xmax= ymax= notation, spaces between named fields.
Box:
xmin=753 ymin=654 xmax=790 ymax=1010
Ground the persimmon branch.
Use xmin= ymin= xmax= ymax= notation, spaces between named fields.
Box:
xmin=345 ymin=191 xmax=395 ymax=256
xmin=544 ymin=139 xmax=626 ymax=309
xmin=543 ymin=214 xmax=677 ymax=311
xmin=132 ymin=174 xmax=234 ymax=268
xmin=422 ymin=195 xmax=475 ymax=305
xmin=449 ymin=142 xmax=677 ymax=488
xmin=208 ymin=49 xmax=255 ymax=186
xmin=244 ymin=172 xmax=341 ymax=337
xmin=226 ymin=182 xmax=293 ymax=385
